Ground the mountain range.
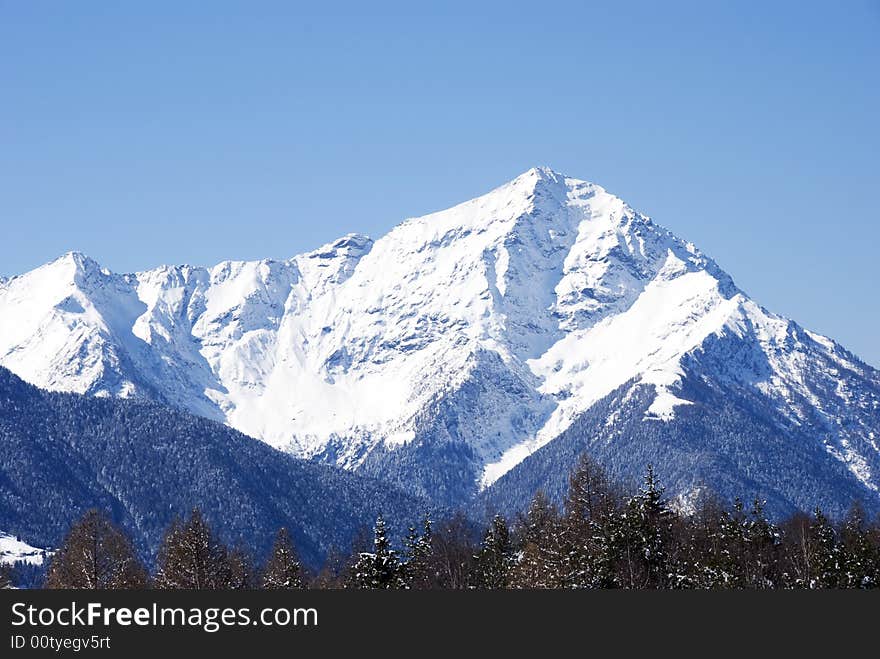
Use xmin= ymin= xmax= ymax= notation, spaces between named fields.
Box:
xmin=1 ymin=167 xmax=878 ymax=518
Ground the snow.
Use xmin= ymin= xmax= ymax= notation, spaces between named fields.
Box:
xmin=1 ymin=167 xmax=878 ymax=497
xmin=0 ymin=533 xmax=49 ymax=566
xmin=482 ymin=262 xmax=742 ymax=487
xmin=646 ymin=390 xmax=694 ymax=421
xmin=824 ymin=438 xmax=879 ymax=493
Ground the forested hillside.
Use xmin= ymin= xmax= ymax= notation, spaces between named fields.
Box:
xmin=0 ymin=367 xmax=428 ymax=569
xmin=33 ymin=456 xmax=880 ymax=590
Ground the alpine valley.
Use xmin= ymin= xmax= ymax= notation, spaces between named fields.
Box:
xmin=2 ymin=167 xmax=879 ymax=532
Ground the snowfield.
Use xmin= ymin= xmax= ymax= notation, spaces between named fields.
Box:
xmin=0 ymin=532 xmax=49 ymax=566
xmin=1 ymin=167 xmax=878 ymax=506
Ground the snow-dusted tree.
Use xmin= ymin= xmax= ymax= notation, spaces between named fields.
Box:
xmin=840 ymin=504 xmax=879 ymax=589
xmin=805 ymin=509 xmax=844 ymax=589
xmin=261 ymin=528 xmax=304 ymax=589
xmin=561 ymin=454 xmax=619 ymax=588
xmin=44 ymin=510 xmax=147 ymax=589
xmin=509 ymin=492 xmax=564 ymax=588
xmin=350 ymin=516 xmax=403 ymax=589
xmin=473 ymin=514 xmax=512 ymax=589
xmin=154 ymin=509 xmax=232 ymax=589
xmin=402 ymin=514 xmax=433 ymax=589
xmin=743 ymin=498 xmax=781 ymax=588
xmin=617 ymin=465 xmax=675 ymax=588
xmin=696 ymin=497 xmax=748 ymax=589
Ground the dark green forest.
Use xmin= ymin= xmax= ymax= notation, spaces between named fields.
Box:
xmin=7 ymin=455 xmax=879 ymax=590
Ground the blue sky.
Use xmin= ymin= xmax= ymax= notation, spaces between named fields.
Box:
xmin=1 ymin=1 xmax=878 ymax=365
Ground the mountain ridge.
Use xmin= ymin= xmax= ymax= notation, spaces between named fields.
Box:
xmin=1 ymin=167 xmax=878 ymax=511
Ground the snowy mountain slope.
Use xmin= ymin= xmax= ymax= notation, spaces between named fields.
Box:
xmin=479 ymin=373 xmax=880 ymax=522
xmin=1 ymin=167 xmax=878 ymax=509
xmin=0 ymin=533 xmax=50 ymax=566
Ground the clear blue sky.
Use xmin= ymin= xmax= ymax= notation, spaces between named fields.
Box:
xmin=1 ymin=1 xmax=878 ymax=365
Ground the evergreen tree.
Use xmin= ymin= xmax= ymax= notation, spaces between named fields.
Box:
xmin=350 ymin=516 xmax=403 ymax=589
xmin=678 ymin=496 xmax=743 ymax=589
xmin=473 ymin=514 xmax=512 ymax=589
xmin=510 ymin=492 xmax=564 ymax=588
xmin=154 ymin=509 xmax=232 ymax=589
xmin=806 ymin=509 xmax=843 ymax=589
xmin=618 ymin=465 xmax=675 ymax=588
xmin=402 ymin=514 xmax=433 ymax=589
xmin=44 ymin=510 xmax=147 ymax=589
xmin=517 ymin=491 xmax=560 ymax=547
xmin=402 ymin=523 xmax=420 ymax=585
xmin=681 ymin=496 xmax=760 ymax=589
xmin=261 ymin=528 xmax=304 ymax=589
xmin=840 ymin=504 xmax=879 ymax=589
xmin=743 ymin=498 xmax=780 ymax=588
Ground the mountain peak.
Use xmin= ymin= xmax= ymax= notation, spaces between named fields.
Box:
xmin=523 ymin=165 xmax=565 ymax=181
xmin=501 ymin=166 xmax=609 ymax=207
xmin=48 ymin=250 xmax=102 ymax=274
xmin=506 ymin=166 xmax=569 ymax=193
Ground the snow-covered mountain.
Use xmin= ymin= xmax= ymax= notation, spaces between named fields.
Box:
xmin=2 ymin=167 xmax=878 ymax=512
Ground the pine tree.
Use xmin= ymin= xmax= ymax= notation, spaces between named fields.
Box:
xmin=350 ymin=516 xmax=403 ymax=589
xmin=840 ymin=504 xmax=879 ymax=589
xmin=402 ymin=514 xmax=433 ymax=589
xmin=806 ymin=508 xmax=843 ymax=589
xmin=709 ymin=498 xmax=747 ymax=588
xmin=261 ymin=528 xmax=304 ymax=589
xmin=403 ymin=524 xmax=420 ymax=574
xmin=473 ymin=514 xmax=512 ymax=589
xmin=154 ymin=509 xmax=233 ymax=589
xmin=619 ymin=465 xmax=675 ymax=588
xmin=510 ymin=492 xmax=564 ymax=588
xmin=743 ymin=498 xmax=780 ymax=588
xmin=44 ymin=510 xmax=147 ymax=589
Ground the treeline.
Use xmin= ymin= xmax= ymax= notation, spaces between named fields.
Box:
xmin=33 ymin=455 xmax=880 ymax=589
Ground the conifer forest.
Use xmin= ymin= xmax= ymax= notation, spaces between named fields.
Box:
xmin=8 ymin=456 xmax=879 ymax=591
